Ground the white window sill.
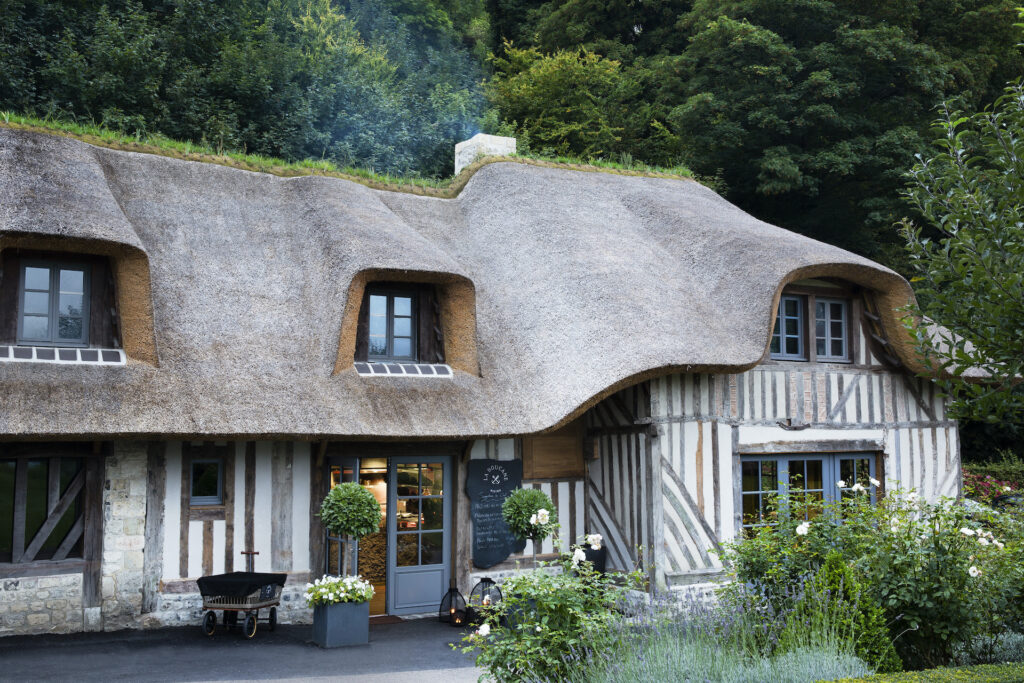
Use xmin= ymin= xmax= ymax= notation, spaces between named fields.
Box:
xmin=354 ymin=361 xmax=452 ymax=377
xmin=0 ymin=346 xmax=126 ymax=366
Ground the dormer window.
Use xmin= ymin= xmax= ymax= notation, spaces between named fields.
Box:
xmin=368 ymin=289 xmax=417 ymax=362
xmin=18 ymin=260 xmax=90 ymax=346
xmin=1 ymin=249 xmax=124 ymax=363
xmin=769 ymin=282 xmax=852 ymax=363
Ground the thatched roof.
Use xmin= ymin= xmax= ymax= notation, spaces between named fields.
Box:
xmin=0 ymin=129 xmax=918 ymax=439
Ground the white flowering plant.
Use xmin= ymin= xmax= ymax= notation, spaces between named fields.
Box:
xmin=459 ymin=551 xmax=643 ymax=682
xmin=502 ymin=488 xmax=558 ymax=543
xmin=305 ymin=574 xmax=375 ymax=607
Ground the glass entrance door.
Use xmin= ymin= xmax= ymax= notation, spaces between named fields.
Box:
xmin=388 ymin=457 xmax=451 ymax=615
xmin=328 ymin=453 xmax=452 ymax=616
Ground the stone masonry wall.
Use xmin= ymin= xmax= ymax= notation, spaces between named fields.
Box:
xmin=101 ymin=443 xmax=148 ymax=631
xmin=0 ymin=574 xmax=84 ymax=635
xmin=145 ymin=584 xmax=311 ymax=628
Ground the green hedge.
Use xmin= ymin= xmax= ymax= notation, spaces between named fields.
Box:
xmin=830 ymin=662 xmax=1024 ymax=682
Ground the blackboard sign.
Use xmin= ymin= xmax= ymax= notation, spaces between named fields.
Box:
xmin=466 ymin=460 xmax=526 ymax=569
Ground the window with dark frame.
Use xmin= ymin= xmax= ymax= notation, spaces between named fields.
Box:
xmin=190 ymin=459 xmax=223 ymax=506
xmin=769 ymin=288 xmax=852 ymax=363
xmin=741 ymin=452 xmax=877 ymax=533
xmin=1 ymin=450 xmax=89 ymax=565
xmin=367 ymin=289 xmax=417 ymax=362
xmin=17 ymin=260 xmax=90 ymax=346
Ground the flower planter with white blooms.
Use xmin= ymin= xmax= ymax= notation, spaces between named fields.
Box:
xmin=307 ymin=575 xmax=374 ymax=648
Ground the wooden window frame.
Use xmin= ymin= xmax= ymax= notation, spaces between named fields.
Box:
xmin=17 ymin=259 xmax=91 ymax=347
xmin=366 ymin=287 xmax=419 ymax=363
xmin=189 ymin=458 xmax=224 ymax=507
xmin=814 ymin=297 xmax=850 ymax=362
xmin=740 ymin=451 xmax=879 ymax=531
xmin=769 ymin=283 xmax=856 ymax=364
xmin=0 ymin=443 xmax=103 ymax=589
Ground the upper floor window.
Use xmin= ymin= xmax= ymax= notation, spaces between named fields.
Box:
xmin=769 ymin=285 xmax=851 ymax=363
xmin=18 ymin=261 xmax=90 ymax=346
xmin=355 ymin=282 xmax=445 ymax=365
xmin=1 ymin=250 xmax=120 ymax=351
xmin=368 ymin=289 xmax=417 ymax=361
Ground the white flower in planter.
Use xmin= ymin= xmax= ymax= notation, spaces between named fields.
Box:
xmin=537 ymin=509 xmax=550 ymax=524
xmin=477 ymin=623 xmax=491 ymax=637
xmin=795 ymin=521 xmax=811 ymax=536
xmin=968 ymin=566 xmax=981 ymax=578
xmin=869 ymin=477 xmax=881 ymax=487
xmin=529 ymin=513 xmax=537 ymax=525
xmin=585 ymin=533 xmax=603 ymax=550
xmin=836 ymin=480 xmax=847 ymax=488
xmin=851 ymin=483 xmax=866 ymax=493
xmin=572 ymin=547 xmax=587 ymax=567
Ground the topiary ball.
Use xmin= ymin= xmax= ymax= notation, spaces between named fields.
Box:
xmin=319 ymin=482 xmax=382 ymax=540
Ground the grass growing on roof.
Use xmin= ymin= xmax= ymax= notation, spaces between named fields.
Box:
xmin=0 ymin=111 xmax=693 ymax=197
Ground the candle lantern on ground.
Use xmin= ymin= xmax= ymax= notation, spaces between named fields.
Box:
xmin=439 ymin=583 xmax=467 ymax=626
xmin=468 ymin=577 xmax=502 ymax=625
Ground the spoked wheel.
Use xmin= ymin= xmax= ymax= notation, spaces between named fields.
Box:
xmin=268 ymin=607 xmax=277 ymax=632
xmin=244 ymin=613 xmax=258 ymax=639
xmin=202 ymin=610 xmax=217 ymax=636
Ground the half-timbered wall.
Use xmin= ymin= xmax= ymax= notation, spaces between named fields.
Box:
xmin=467 ymin=439 xmax=586 ymax=556
xmin=582 ymin=320 xmax=958 ymax=589
xmin=584 ymin=384 xmax=657 ymax=572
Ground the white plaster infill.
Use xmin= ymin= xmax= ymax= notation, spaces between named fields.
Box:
xmin=454 ymin=134 xmax=516 ymax=175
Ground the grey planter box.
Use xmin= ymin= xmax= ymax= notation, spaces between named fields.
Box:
xmin=311 ymin=601 xmax=370 ymax=648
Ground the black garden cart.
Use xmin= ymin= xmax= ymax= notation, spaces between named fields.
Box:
xmin=197 ymin=551 xmax=287 ymax=639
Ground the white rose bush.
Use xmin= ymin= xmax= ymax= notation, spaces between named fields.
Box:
xmin=720 ymin=481 xmax=1024 ymax=669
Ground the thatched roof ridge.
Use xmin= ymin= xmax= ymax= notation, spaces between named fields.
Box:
xmin=0 ymin=129 xmax=917 ymax=438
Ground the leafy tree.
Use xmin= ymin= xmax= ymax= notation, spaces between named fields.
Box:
xmin=901 ymin=83 xmax=1024 ymax=423
xmin=0 ymin=0 xmax=485 ymax=176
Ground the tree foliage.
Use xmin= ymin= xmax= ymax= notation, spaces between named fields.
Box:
xmin=0 ymin=0 xmax=486 ymax=176
xmin=902 ymin=83 xmax=1024 ymax=424
xmin=486 ymin=0 xmax=1023 ymax=262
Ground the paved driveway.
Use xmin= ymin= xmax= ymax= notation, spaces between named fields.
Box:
xmin=0 ymin=618 xmax=483 ymax=682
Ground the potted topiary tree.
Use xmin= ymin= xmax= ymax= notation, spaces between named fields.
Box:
xmin=311 ymin=482 xmax=382 ymax=647
xmin=502 ymin=488 xmax=558 ymax=568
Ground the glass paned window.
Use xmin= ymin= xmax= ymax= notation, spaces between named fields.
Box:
xmin=770 ymin=295 xmax=805 ymax=360
xmin=366 ymin=289 xmax=417 ymax=362
xmin=815 ymin=298 xmax=849 ymax=361
xmin=741 ymin=453 xmax=877 ymax=531
xmin=190 ymin=459 xmax=223 ymax=506
xmin=1 ymin=454 xmax=86 ymax=564
xmin=18 ymin=261 xmax=90 ymax=346
xmin=395 ymin=462 xmax=445 ymax=567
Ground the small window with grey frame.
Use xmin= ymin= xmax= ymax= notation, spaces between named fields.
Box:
xmin=190 ymin=459 xmax=223 ymax=506
xmin=769 ymin=287 xmax=852 ymax=363
xmin=367 ymin=288 xmax=417 ymax=362
xmin=18 ymin=260 xmax=90 ymax=346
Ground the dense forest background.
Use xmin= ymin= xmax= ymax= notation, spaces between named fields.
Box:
xmin=2 ymin=0 xmax=1022 ymax=453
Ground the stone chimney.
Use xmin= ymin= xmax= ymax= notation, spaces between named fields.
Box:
xmin=454 ymin=134 xmax=516 ymax=175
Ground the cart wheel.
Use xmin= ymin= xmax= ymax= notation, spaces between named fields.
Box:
xmin=224 ymin=611 xmax=238 ymax=628
xmin=244 ymin=614 xmax=257 ymax=639
xmin=202 ymin=610 xmax=217 ymax=636
xmin=268 ymin=607 xmax=277 ymax=632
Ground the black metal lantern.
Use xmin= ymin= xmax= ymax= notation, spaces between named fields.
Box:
xmin=439 ymin=584 xmax=467 ymax=626
xmin=468 ymin=577 xmax=502 ymax=624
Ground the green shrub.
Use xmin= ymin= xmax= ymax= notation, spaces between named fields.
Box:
xmin=501 ymin=488 xmax=558 ymax=543
xmin=781 ymin=552 xmax=901 ymax=673
xmin=317 ymin=482 xmax=381 ymax=575
xmin=719 ymin=487 xmax=1020 ymax=670
xmin=459 ymin=554 xmax=642 ymax=682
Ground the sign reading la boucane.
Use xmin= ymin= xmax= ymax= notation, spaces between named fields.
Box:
xmin=466 ymin=460 xmax=526 ymax=568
